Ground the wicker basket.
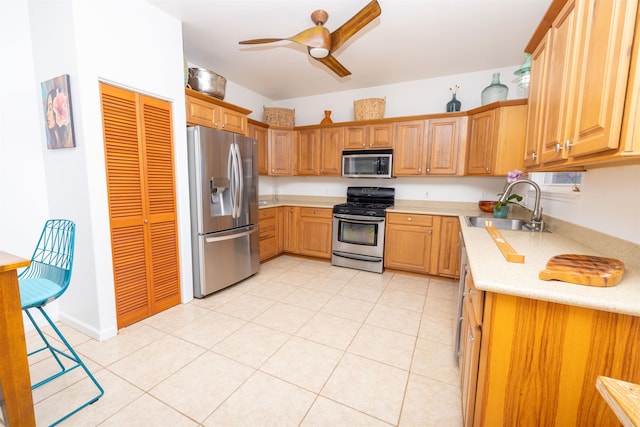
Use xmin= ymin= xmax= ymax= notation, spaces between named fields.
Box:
xmin=263 ymin=106 xmax=295 ymax=127
xmin=354 ymin=97 xmax=386 ymax=121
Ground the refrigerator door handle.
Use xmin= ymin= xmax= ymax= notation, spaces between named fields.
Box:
xmin=204 ymin=226 xmax=257 ymax=243
xmin=234 ymin=142 xmax=244 ymax=218
xmin=228 ymin=143 xmax=237 ymax=218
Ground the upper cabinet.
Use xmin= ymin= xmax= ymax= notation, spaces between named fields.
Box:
xmin=466 ymin=101 xmax=527 ymax=176
xmin=394 ymin=116 xmax=467 ymax=176
xmin=248 ymin=120 xmax=269 ymax=175
xmin=268 ymin=127 xmax=294 ymax=176
xmin=296 ymin=127 xmax=344 ymax=176
xmin=185 ymin=88 xmax=250 ymax=135
xmin=344 ymin=123 xmax=393 ymax=149
xmin=523 ymin=0 xmax=639 ymax=170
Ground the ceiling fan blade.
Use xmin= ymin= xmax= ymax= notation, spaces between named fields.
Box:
xmin=239 ymin=38 xmax=285 ymax=45
xmin=288 ymin=25 xmax=331 ymax=49
xmin=314 ymin=54 xmax=351 ymax=77
xmin=330 ymin=0 xmax=381 ymax=52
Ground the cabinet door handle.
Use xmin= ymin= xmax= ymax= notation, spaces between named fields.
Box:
xmin=468 ymin=332 xmax=475 ymax=342
xmin=428 ymin=230 xmax=432 ymax=235
xmin=407 ymin=217 xmax=413 ymax=222
xmin=426 ymin=168 xmax=430 ymax=173
xmin=531 ymin=151 xmax=537 ymax=160
xmin=565 ymin=140 xmax=573 ymax=151
xmin=485 ymin=167 xmax=490 ymax=172
xmin=555 ymin=143 xmax=561 ymax=153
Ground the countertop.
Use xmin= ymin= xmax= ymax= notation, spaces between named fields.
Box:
xmin=460 ymin=216 xmax=640 ymax=317
xmin=258 ymin=196 xmax=640 ymax=317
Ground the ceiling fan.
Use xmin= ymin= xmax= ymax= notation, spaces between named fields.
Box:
xmin=238 ymin=0 xmax=381 ymax=77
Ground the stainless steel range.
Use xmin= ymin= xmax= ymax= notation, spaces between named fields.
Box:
xmin=331 ymin=186 xmax=395 ymax=273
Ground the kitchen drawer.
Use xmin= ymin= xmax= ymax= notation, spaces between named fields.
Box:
xmin=299 ymin=207 xmax=332 ymax=219
xmin=387 ymin=212 xmax=433 ymax=226
xmin=259 ymin=217 xmax=276 ymax=239
xmin=259 ymin=237 xmax=277 ymax=261
xmin=259 ymin=208 xmax=276 ymax=220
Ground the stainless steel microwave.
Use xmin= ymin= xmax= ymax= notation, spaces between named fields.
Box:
xmin=342 ymin=149 xmax=393 ymax=178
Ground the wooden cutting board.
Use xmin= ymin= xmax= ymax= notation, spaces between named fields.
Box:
xmin=539 ymin=254 xmax=625 ymax=287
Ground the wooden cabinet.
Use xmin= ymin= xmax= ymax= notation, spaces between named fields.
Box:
xmin=296 ymin=127 xmax=344 ymax=176
xmin=185 ymin=89 xmax=249 ymax=135
xmin=283 ymin=206 xmax=299 ymax=253
xmin=459 ymin=271 xmax=483 ymax=427
xmin=384 ymin=213 xmax=437 ymax=274
xmin=259 ymin=208 xmax=279 ymax=261
xmin=268 ymin=127 xmax=294 ymax=176
xmin=524 ymin=0 xmax=639 ymax=170
xmin=393 ymin=120 xmax=424 ymax=175
xmin=471 ymin=291 xmax=640 ymax=426
xmin=298 ymin=207 xmax=333 ymax=259
xmin=394 ymin=117 xmax=467 ymax=176
xmin=426 ymin=117 xmax=467 ymax=175
xmin=344 ymin=123 xmax=393 ymax=149
xmin=281 ymin=206 xmax=332 ymax=259
xmin=523 ymin=30 xmax=552 ymax=168
xmin=437 ymin=216 xmax=461 ymax=278
xmin=319 ymin=127 xmax=344 ymax=175
xmin=466 ymin=102 xmax=527 ymax=176
xmin=101 ymin=83 xmax=181 ymax=329
xmin=249 ymin=120 xmax=269 ymax=175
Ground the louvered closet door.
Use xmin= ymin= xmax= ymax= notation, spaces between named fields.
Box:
xmin=100 ymin=83 xmax=180 ymax=329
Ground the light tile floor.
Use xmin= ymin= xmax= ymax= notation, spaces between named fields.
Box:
xmin=21 ymin=256 xmax=463 ymax=426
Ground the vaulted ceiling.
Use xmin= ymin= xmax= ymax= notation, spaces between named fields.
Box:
xmin=148 ymin=0 xmax=552 ymax=100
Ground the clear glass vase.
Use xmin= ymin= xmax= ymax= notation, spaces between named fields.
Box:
xmin=481 ymin=72 xmax=509 ymax=105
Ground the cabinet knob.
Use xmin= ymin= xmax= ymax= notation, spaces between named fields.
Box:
xmin=314 ymin=210 xmax=318 ymax=215
xmin=417 ymin=168 xmax=421 ymax=173
xmin=143 ymin=219 xmax=148 ymax=224
xmin=426 ymin=168 xmax=430 ymax=173
xmin=428 ymin=230 xmax=432 ymax=235
xmin=485 ymin=167 xmax=490 ymax=172
xmin=565 ymin=140 xmax=573 ymax=151
xmin=407 ymin=217 xmax=412 ymax=221
xmin=214 ymin=122 xmax=219 ymax=127
xmin=221 ymin=124 xmax=225 ymax=128
xmin=555 ymin=143 xmax=562 ymax=153
xmin=531 ymin=151 xmax=537 ymax=160
xmin=468 ymin=333 xmax=475 ymax=342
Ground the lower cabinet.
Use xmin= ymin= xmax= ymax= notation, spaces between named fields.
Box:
xmin=438 ymin=216 xmax=461 ymax=277
xmin=462 ymin=284 xmax=640 ymax=426
xmin=258 ymin=207 xmax=279 ymax=261
xmin=298 ymin=208 xmax=333 ymax=259
xmin=277 ymin=206 xmax=333 ymax=259
xmin=384 ymin=213 xmax=437 ymax=274
xmin=459 ymin=271 xmax=484 ymax=427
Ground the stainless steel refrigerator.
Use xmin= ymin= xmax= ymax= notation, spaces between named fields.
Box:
xmin=186 ymin=126 xmax=260 ymax=298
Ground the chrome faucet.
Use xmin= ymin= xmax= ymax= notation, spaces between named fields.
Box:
xmin=498 ymin=179 xmax=544 ymax=231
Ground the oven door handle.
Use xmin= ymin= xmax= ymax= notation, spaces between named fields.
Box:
xmin=333 ymin=214 xmax=385 ymax=223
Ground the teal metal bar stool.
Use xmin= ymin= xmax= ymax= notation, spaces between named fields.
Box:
xmin=18 ymin=219 xmax=104 ymax=426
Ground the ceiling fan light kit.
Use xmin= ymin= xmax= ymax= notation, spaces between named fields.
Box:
xmin=309 ymin=47 xmax=329 ymax=59
xmin=238 ymin=1 xmax=381 ymax=77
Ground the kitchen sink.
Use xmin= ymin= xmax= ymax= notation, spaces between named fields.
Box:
xmin=465 ymin=216 xmax=528 ymax=231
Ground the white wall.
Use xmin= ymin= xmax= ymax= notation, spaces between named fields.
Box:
xmin=0 ymin=2 xmax=50 ymax=256
xmin=271 ymin=66 xmax=528 ymax=126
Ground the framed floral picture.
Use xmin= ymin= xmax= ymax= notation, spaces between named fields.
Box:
xmin=41 ymin=74 xmax=75 ymax=149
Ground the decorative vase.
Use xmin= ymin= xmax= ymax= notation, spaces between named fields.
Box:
xmin=321 ymin=110 xmax=333 ymax=124
xmin=446 ymin=93 xmax=461 ymax=112
xmin=481 ymin=72 xmax=509 ymax=105
xmin=493 ymin=204 xmax=509 ymax=218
